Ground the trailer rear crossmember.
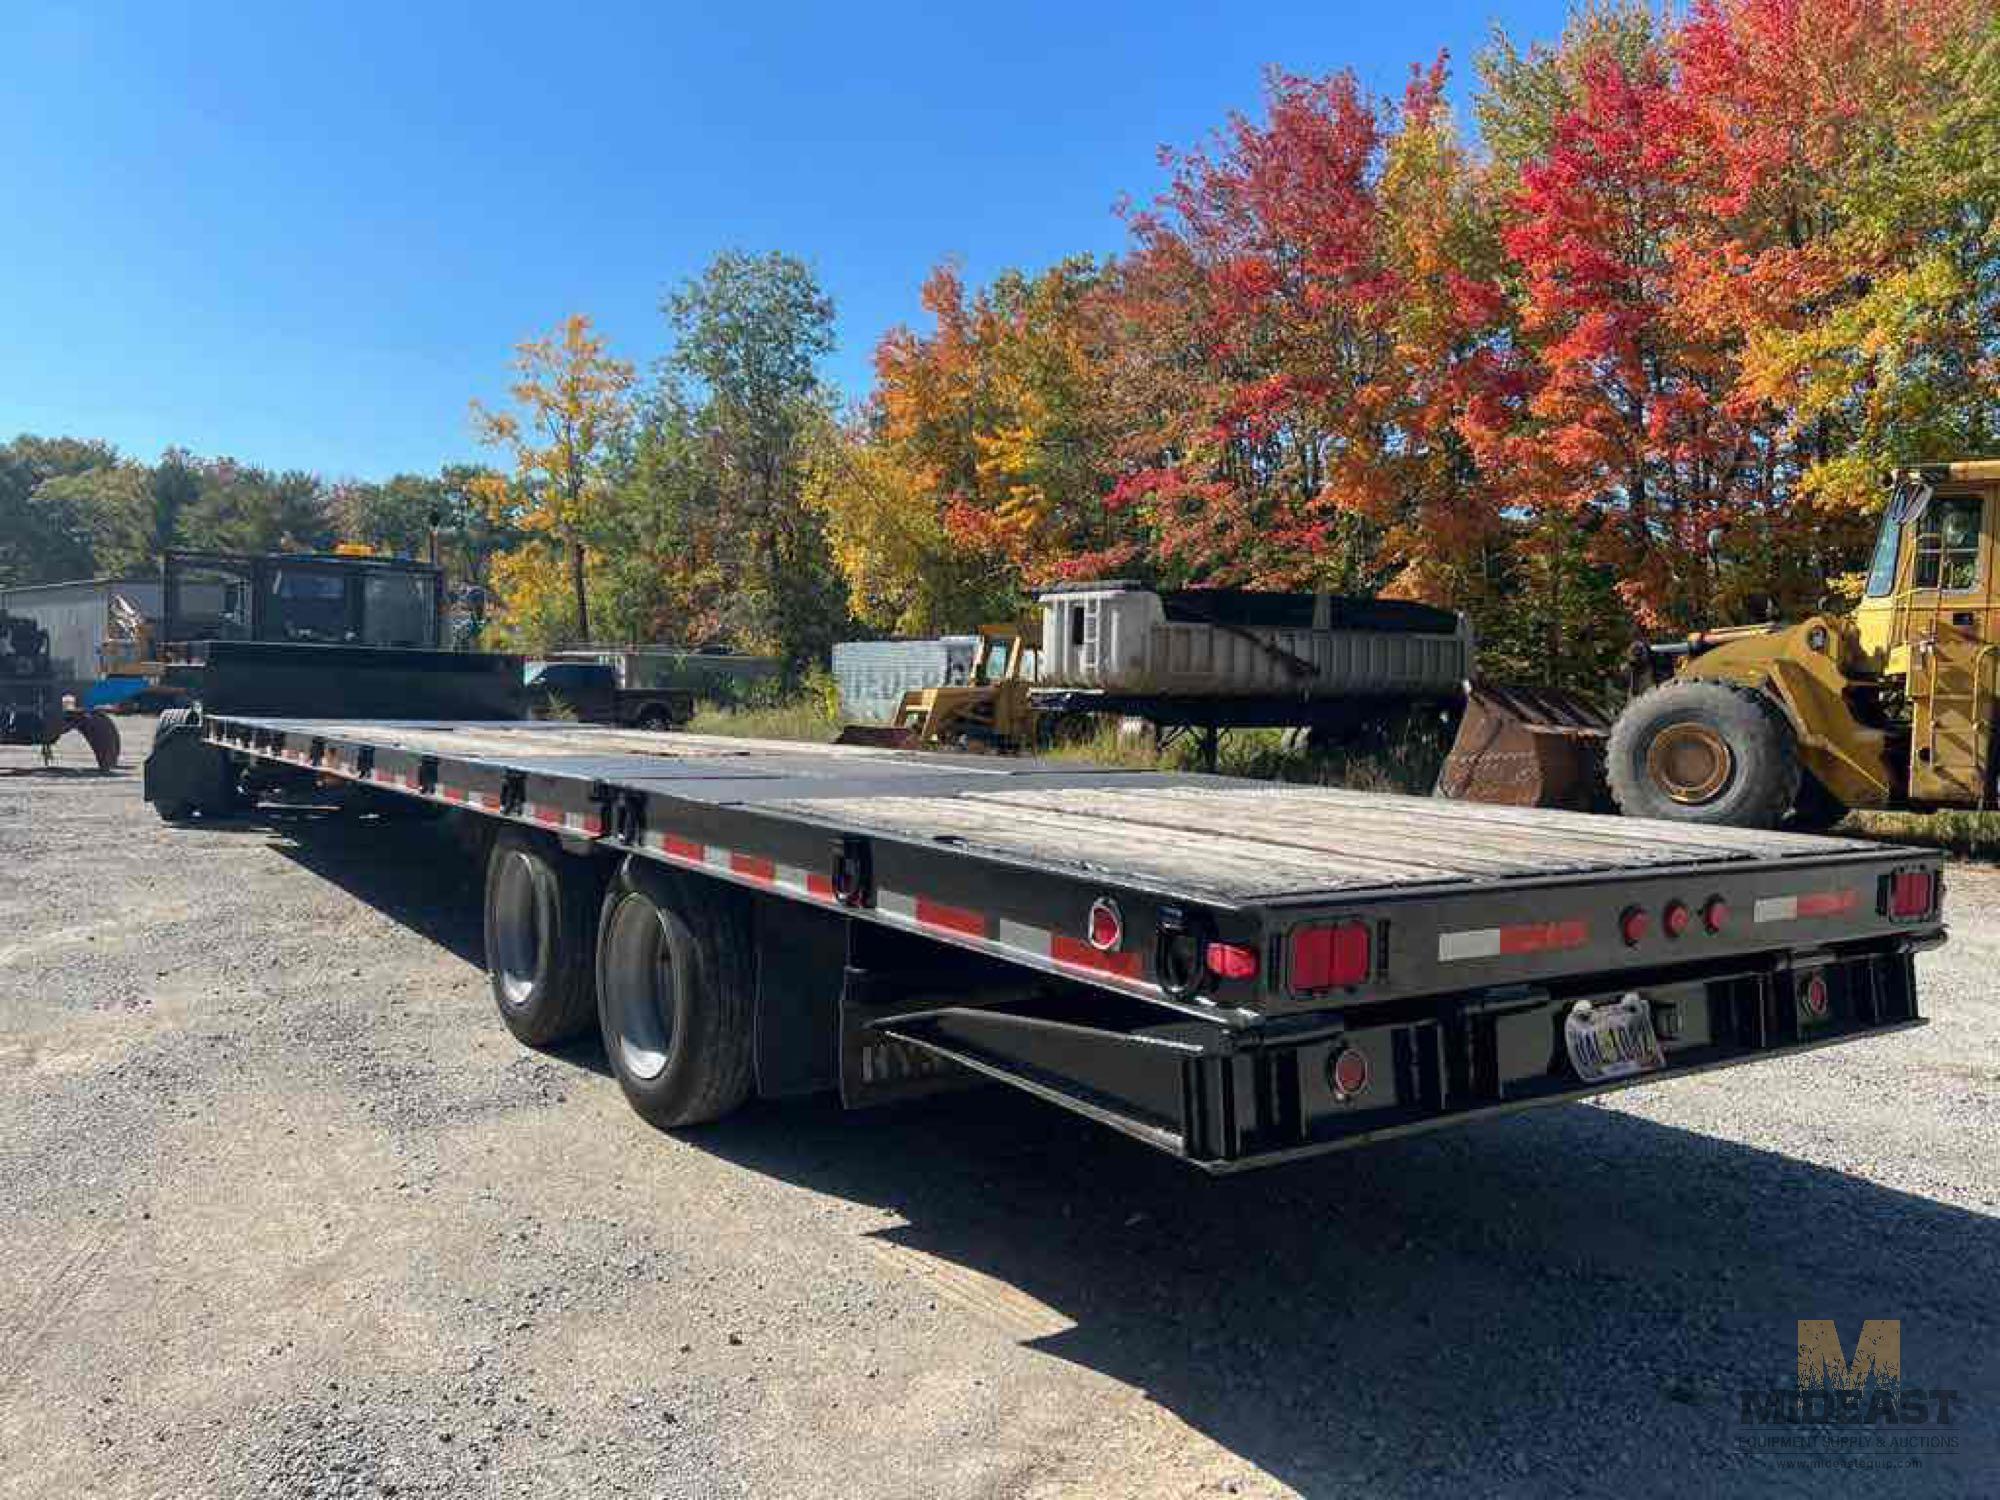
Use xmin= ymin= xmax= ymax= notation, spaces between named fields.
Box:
xmin=162 ymin=713 xmax=1946 ymax=1171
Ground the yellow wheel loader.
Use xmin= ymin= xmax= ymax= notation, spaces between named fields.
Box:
xmin=835 ymin=622 xmax=1041 ymax=752
xmin=1605 ymin=460 xmax=2000 ymax=828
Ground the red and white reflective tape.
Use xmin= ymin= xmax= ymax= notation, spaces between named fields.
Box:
xmin=875 ymin=891 xmax=1151 ymax=992
xmin=1438 ymin=918 xmax=1588 ymax=963
xmin=435 ymin=784 xmax=502 ymax=812
xmin=527 ymin=802 xmax=604 ymax=837
xmin=998 ymin=918 xmax=1146 ymax=981
xmin=640 ymin=829 xmax=838 ymax=903
xmin=1753 ymin=888 xmax=1857 ymax=924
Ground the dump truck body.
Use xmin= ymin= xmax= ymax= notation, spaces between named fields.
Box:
xmin=1037 ymin=583 xmax=1472 ymax=698
xmin=157 ymin=712 xmax=1943 ymax=1171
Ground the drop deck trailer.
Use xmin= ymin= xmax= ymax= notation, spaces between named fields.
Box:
xmin=158 ymin=714 xmax=1946 ymax=1172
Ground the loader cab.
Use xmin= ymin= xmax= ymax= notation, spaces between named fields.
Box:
xmin=1854 ymin=468 xmax=1999 ymax=665
xmin=1853 ymin=462 xmax=2000 ymax=805
xmin=970 ymin=622 xmax=1038 ymax=687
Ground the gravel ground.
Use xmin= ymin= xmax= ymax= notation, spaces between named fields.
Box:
xmin=1 ymin=718 xmax=1993 ymax=1499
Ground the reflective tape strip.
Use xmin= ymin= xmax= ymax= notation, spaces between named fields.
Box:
xmin=998 ymin=918 xmax=1148 ymax=984
xmin=730 ymin=853 xmax=776 ymax=884
xmin=1438 ymin=929 xmax=1502 ymax=962
xmin=1753 ymin=889 xmax=1857 ymax=924
xmin=1439 ymin=919 xmax=1587 ymax=962
xmin=914 ymin=898 xmax=986 ymax=938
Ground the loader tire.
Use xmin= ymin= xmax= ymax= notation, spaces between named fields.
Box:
xmin=1608 ymin=681 xmax=1801 ymax=829
xmin=595 ymin=860 xmax=755 ymax=1129
xmin=483 ymin=829 xmax=607 ymax=1047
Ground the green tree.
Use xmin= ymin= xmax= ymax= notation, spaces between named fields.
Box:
xmin=657 ymin=250 xmax=850 ymax=667
xmin=0 ymin=435 xmax=122 ymax=584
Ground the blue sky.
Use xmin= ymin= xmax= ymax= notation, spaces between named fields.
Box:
xmin=1 ymin=0 xmax=1568 ymax=481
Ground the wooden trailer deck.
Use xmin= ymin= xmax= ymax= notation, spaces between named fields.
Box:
xmin=235 ymin=718 xmax=1881 ymax=908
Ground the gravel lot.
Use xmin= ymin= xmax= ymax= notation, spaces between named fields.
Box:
xmin=2 ymin=719 xmax=1994 ymax=1499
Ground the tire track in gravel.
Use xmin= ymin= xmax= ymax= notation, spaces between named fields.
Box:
xmin=0 ymin=1226 xmax=116 ymax=1408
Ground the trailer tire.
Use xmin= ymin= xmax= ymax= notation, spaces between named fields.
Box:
xmin=1608 ymin=680 xmax=1800 ymax=828
xmin=483 ymin=830 xmax=606 ymax=1047
xmin=595 ymin=860 xmax=755 ymax=1128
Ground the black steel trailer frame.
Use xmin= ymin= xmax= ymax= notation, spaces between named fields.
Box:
xmin=170 ymin=713 xmax=1946 ymax=1172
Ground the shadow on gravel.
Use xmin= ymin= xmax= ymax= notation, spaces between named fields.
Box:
xmin=253 ymin=806 xmax=491 ymax=968
xmin=249 ymin=802 xmax=1994 ymax=1494
xmin=691 ymin=1088 xmax=1998 ymax=1496
xmin=0 ymin=763 xmax=130 ymax=778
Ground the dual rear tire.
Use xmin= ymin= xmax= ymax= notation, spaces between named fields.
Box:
xmin=481 ymin=831 xmax=753 ymax=1127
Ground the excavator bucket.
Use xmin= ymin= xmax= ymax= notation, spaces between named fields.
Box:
xmin=41 ymin=708 xmax=122 ymax=771
xmin=1437 ymin=682 xmax=1612 ymax=812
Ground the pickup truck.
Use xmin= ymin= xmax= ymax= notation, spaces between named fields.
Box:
xmin=524 ymin=660 xmax=694 ymax=731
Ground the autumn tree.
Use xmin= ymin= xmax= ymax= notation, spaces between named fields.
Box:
xmin=473 ymin=314 xmax=636 ymax=646
xmin=654 ymin=251 xmax=850 ymax=667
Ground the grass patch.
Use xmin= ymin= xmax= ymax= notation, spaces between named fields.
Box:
xmin=690 ymin=691 xmax=1447 ymax=795
xmin=1039 ymin=713 xmax=1450 ymax=795
xmin=687 ymin=696 xmax=841 ymax=743
xmin=1843 ymin=809 xmax=2000 ymax=860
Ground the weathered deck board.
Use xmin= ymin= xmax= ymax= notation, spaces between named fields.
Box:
xmin=234 ymin=719 xmax=1876 ymax=904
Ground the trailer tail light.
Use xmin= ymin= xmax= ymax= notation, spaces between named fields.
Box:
xmin=1662 ymin=900 xmax=1691 ymax=939
xmin=1204 ymin=941 xmax=1259 ymax=981
xmin=1702 ymin=896 xmax=1729 ymax=934
xmin=1799 ymin=972 xmax=1831 ymax=1020
xmin=1087 ymin=898 xmax=1123 ymax=951
xmin=1882 ymin=869 xmax=1938 ymax=921
xmin=1327 ymin=1044 xmax=1370 ymax=1101
xmin=1290 ymin=922 xmax=1370 ymax=992
xmin=1619 ymin=906 xmax=1650 ymax=947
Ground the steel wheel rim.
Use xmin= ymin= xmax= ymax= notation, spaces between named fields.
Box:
xmin=493 ymin=852 xmax=546 ymax=1008
xmin=1648 ymin=723 xmax=1733 ymax=805
xmin=604 ymin=895 xmax=676 ymax=1082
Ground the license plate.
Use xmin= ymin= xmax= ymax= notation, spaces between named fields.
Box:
xmin=1564 ymin=992 xmax=1666 ymax=1084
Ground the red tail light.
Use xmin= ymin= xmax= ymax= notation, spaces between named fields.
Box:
xmin=1204 ymin=941 xmax=1259 ymax=981
xmin=1290 ymin=922 xmax=1370 ymax=991
xmin=1883 ymin=869 xmax=1937 ymax=920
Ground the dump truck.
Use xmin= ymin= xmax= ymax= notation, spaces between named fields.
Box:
xmin=144 ymin=683 xmax=1945 ymax=1171
xmin=1604 ymin=461 xmax=2000 ymax=828
xmin=839 ymin=584 xmax=1481 ymax=765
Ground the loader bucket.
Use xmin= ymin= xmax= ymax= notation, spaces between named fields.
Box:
xmin=30 ymin=707 xmax=122 ymax=771
xmin=1436 ymin=682 xmax=1611 ymax=812
xmin=833 ymin=724 xmax=919 ymax=749
xmin=70 ymin=710 xmax=122 ymax=772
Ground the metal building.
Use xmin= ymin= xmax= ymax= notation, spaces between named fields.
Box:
xmin=831 ymin=637 xmax=979 ymax=723
xmin=0 ymin=576 xmax=161 ymax=688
